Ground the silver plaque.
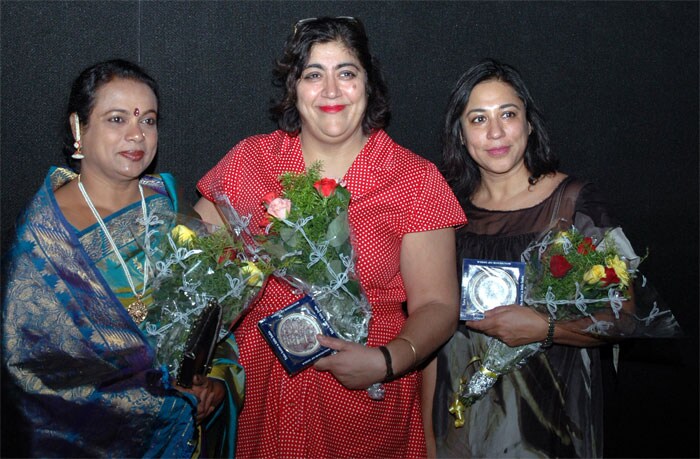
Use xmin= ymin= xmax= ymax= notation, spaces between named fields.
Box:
xmin=276 ymin=312 xmax=323 ymax=357
xmin=467 ymin=268 xmax=518 ymax=312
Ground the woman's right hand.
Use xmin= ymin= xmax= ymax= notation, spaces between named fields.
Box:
xmin=174 ymin=376 xmax=225 ymax=423
xmin=465 ymin=305 xmax=548 ymax=346
xmin=313 ymin=335 xmax=387 ymax=389
xmin=467 ymin=304 xmax=614 ymax=348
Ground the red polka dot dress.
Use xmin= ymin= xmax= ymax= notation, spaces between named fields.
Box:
xmin=198 ymin=129 xmax=467 ymax=458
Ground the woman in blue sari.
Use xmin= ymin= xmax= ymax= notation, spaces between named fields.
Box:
xmin=2 ymin=59 xmax=243 ymax=458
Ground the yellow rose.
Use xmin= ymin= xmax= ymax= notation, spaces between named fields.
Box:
xmin=606 ymin=255 xmax=630 ymax=287
xmin=170 ymin=224 xmax=196 ymax=246
xmin=241 ymin=261 xmax=264 ymax=287
xmin=554 ymin=231 xmax=571 ymax=245
xmin=583 ymin=265 xmax=606 ymax=284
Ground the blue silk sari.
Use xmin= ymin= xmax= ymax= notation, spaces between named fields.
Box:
xmin=2 ymin=167 xmax=243 ymax=458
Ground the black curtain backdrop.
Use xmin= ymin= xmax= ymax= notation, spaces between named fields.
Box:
xmin=1 ymin=1 xmax=698 ymax=457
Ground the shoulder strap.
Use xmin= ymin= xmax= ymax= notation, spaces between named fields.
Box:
xmin=549 ymin=177 xmax=585 ymax=226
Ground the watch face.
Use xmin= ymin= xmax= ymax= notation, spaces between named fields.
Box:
xmin=468 ymin=268 xmax=518 ymax=312
xmin=276 ymin=312 xmax=323 ymax=357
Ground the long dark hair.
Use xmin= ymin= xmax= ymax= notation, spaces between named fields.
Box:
xmin=441 ymin=58 xmax=558 ymax=204
xmin=270 ymin=16 xmax=390 ymax=134
xmin=63 ymin=59 xmax=159 ymax=171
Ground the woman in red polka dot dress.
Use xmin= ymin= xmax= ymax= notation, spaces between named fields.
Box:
xmin=195 ymin=17 xmax=466 ymax=458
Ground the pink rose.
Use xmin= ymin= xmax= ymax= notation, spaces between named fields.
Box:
xmin=314 ymin=178 xmax=338 ymax=197
xmin=267 ymin=197 xmax=291 ymax=219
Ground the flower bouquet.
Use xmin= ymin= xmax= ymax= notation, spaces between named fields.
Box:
xmin=450 ymin=215 xmax=681 ymax=426
xmin=523 ymin=220 xmax=638 ymax=327
xmin=140 ymin=210 xmax=272 ymax=387
xmin=257 ymin=163 xmax=372 ymax=344
xmin=254 ymin=164 xmax=383 ymax=398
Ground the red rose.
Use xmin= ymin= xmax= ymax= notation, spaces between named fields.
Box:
xmin=262 ymin=191 xmax=278 ymax=206
xmin=601 ymin=267 xmax=620 ymax=286
xmin=313 ymin=178 xmax=338 ymax=198
xmin=577 ymin=237 xmax=595 ymax=255
xmin=549 ymin=255 xmax=573 ymax=278
xmin=218 ymin=246 xmax=236 ymax=264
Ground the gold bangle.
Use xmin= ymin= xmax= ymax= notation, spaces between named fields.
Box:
xmin=394 ymin=336 xmax=418 ymax=367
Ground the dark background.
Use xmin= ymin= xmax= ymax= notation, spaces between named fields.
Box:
xmin=1 ymin=1 xmax=698 ymax=457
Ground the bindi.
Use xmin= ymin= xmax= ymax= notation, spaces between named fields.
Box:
xmin=133 ymin=108 xmax=140 ymax=117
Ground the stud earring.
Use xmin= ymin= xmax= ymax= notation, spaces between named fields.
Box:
xmin=71 ymin=113 xmax=84 ymax=159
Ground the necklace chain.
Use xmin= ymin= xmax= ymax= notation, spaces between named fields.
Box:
xmin=78 ymin=175 xmax=150 ymax=323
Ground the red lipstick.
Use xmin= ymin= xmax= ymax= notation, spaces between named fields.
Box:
xmin=319 ymin=105 xmax=345 ymax=113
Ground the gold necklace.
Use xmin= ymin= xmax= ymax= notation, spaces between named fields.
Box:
xmin=78 ymin=175 xmax=150 ymax=324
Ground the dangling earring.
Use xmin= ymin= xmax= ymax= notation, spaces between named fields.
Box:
xmin=71 ymin=113 xmax=84 ymax=160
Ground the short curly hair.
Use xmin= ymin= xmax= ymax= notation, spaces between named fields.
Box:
xmin=270 ymin=17 xmax=390 ymax=134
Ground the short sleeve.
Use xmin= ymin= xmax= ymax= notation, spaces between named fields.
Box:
xmin=405 ymin=162 xmax=467 ymax=233
xmin=197 ymin=141 xmax=245 ymax=202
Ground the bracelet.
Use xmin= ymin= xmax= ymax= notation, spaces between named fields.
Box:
xmin=541 ymin=315 xmax=555 ymax=349
xmin=394 ymin=336 xmax=418 ymax=367
xmin=378 ymin=345 xmax=394 ymax=381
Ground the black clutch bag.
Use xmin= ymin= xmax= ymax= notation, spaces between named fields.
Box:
xmin=176 ymin=299 xmax=223 ymax=388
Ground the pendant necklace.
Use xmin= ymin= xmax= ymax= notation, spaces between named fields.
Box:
xmin=78 ymin=175 xmax=150 ymax=324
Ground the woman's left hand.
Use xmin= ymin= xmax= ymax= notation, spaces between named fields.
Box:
xmin=313 ymin=335 xmax=386 ymax=389
xmin=466 ymin=305 xmax=548 ymax=347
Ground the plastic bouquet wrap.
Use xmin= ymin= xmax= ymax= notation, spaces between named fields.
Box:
xmin=450 ymin=214 xmax=681 ymax=426
xmin=140 ymin=210 xmax=272 ymax=387
xmin=255 ymin=164 xmax=381 ymax=398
